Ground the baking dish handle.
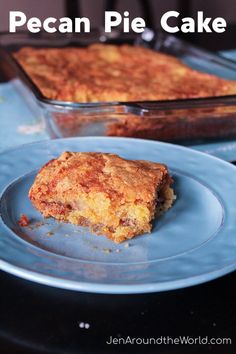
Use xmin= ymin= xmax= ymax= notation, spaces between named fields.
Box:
xmin=124 ymin=95 xmax=236 ymax=114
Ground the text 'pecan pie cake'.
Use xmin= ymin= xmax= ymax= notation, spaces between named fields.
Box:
xmin=29 ymin=152 xmax=175 ymax=243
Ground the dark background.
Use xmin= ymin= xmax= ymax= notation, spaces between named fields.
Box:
xmin=1 ymin=1 xmax=236 ymax=353
xmin=1 ymin=270 xmax=236 ymax=354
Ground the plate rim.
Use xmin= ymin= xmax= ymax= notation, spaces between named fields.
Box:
xmin=1 ymin=258 xmax=236 ymax=294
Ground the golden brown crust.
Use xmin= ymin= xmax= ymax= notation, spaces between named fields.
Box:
xmin=14 ymin=44 xmax=236 ymax=103
xmin=29 ymin=152 xmax=174 ymax=243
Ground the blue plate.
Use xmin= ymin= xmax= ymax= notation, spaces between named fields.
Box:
xmin=0 ymin=137 xmax=236 ymax=294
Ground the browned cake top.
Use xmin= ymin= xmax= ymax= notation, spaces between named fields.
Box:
xmin=14 ymin=44 xmax=236 ymax=103
xmin=30 ymin=152 xmax=169 ymax=205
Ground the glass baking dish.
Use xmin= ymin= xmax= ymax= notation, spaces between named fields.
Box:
xmin=1 ymin=28 xmax=236 ymax=142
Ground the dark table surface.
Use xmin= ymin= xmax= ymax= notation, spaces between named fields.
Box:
xmin=0 ymin=269 xmax=236 ymax=354
xmin=1 ymin=33 xmax=236 ymax=353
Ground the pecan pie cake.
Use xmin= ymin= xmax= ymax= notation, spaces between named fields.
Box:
xmin=14 ymin=44 xmax=236 ymax=103
xmin=29 ymin=152 xmax=175 ymax=243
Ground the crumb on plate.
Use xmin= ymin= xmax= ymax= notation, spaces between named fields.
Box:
xmin=18 ymin=214 xmax=29 ymax=227
xmin=103 ymin=248 xmax=112 ymax=254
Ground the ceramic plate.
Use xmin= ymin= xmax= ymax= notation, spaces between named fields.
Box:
xmin=0 ymin=137 xmax=236 ymax=294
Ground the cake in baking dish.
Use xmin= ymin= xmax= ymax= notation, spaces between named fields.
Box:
xmin=14 ymin=44 xmax=236 ymax=103
xmin=29 ymin=152 xmax=175 ymax=243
